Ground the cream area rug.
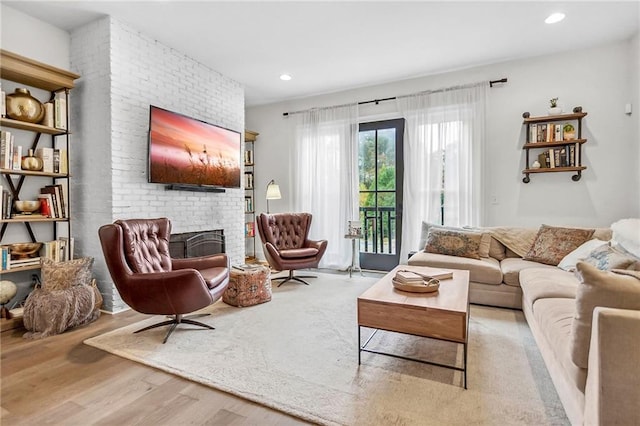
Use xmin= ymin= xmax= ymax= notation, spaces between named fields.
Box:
xmin=84 ymin=272 xmax=568 ymax=425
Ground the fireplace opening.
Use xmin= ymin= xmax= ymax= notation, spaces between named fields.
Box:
xmin=169 ymin=230 xmax=225 ymax=259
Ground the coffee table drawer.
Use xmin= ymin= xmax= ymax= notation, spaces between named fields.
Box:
xmin=358 ymin=300 xmax=466 ymax=343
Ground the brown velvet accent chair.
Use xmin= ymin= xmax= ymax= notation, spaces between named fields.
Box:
xmin=98 ymin=218 xmax=230 ymax=343
xmin=256 ymin=213 xmax=328 ymax=286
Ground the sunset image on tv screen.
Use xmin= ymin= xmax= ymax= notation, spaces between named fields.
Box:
xmin=149 ymin=106 xmax=241 ymax=187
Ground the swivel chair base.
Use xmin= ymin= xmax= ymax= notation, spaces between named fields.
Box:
xmin=272 ymin=270 xmax=317 ymax=287
xmin=134 ymin=313 xmax=214 ymax=344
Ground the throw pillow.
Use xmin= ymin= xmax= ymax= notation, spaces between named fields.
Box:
xmin=523 ymin=225 xmax=595 ymax=266
xmin=41 ymin=257 xmax=94 ymax=291
xmin=611 ymin=218 xmax=640 ymax=259
xmin=570 ymin=262 xmax=640 ymax=368
xmin=558 ymin=239 xmax=608 ymax=271
xmin=420 ymin=222 xmax=491 ymax=258
xmin=425 ymin=228 xmax=485 ymax=260
xmin=582 ymin=243 xmax=638 ymax=271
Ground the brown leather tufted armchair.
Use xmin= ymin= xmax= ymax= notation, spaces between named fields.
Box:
xmin=256 ymin=213 xmax=328 ymax=286
xmin=98 ymin=218 xmax=230 ymax=343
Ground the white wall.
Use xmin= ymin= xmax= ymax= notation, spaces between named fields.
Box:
xmin=71 ymin=17 xmax=245 ymax=312
xmin=247 ymin=38 xmax=640 ymax=260
xmin=0 ymin=4 xmax=72 ymax=306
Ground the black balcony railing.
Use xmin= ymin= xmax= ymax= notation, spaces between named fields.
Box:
xmin=360 ymin=206 xmax=396 ymax=254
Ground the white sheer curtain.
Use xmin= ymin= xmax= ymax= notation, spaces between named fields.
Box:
xmin=292 ymin=104 xmax=359 ymax=269
xmin=397 ymin=83 xmax=487 ymax=262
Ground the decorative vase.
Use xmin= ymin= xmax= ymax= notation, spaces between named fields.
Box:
xmin=6 ymin=88 xmax=44 ymax=123
xmin=531 ymin=160 xmax=541 ymax=169
xmin=548 ymin=107 xmax=562 ymax=115
xmin=21 ymin=149 xmax=44 ymax=171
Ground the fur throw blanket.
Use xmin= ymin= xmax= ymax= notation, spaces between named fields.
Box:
xmin=23 ymin=280 xmax=102 ymax=339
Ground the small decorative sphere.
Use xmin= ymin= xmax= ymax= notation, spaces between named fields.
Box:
xmin=0 ymin=280 xmax=18 ymax=305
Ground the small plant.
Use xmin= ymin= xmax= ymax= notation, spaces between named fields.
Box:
xmin=563 ymin=123 xmax=574 ymax=132
xmin=549 ymin=98 xmax=559 ymax=108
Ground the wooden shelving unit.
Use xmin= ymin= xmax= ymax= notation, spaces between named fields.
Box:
xmin=244 ymin=130 xmax=258 ymax=262
xmin=1 ymin=50 xmax=80 ymax=332
xmin=521 ymin=111 xmax=587 ymax=183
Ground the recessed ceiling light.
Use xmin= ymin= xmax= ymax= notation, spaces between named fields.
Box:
xmin=280 ymin=74 xmax=292 ymax=81
xmin=545 ymin=12 xmax=565 ymax=24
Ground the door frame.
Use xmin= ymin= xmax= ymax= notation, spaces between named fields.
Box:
xmin=358 ymin=118 xmax=405 ymax=271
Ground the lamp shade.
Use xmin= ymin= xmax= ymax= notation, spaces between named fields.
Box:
xmin=266 ymin=181 xmax=282 ymax=200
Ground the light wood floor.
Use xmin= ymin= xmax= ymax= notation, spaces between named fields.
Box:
xmin=0 ymin=311 xmax=310 ymax=425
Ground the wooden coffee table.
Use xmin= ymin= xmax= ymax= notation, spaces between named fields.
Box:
xmin=357 ymin=265 xmax=470 ymax=388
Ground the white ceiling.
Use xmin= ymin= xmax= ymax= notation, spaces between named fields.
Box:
xmin=4 ymin=1 xmax=639 ymax=107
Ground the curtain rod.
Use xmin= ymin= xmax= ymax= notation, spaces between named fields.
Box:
xmin=282 ymin=77 xmax=507 ymax=117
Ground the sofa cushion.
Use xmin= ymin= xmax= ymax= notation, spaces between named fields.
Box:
xmin=425 ymin=228 xmax=490 ymax=260
xmin=533 ymin=297 xmax=588 ymax=393
xmin=582 ymin=243 xmax=638 ymax=271
xmin=524 ymin=225 xmax=595 ymax=266
xmin=408 ymin=252 xmax=502 ymax=285
xmin=488 ymin=237 xmax=506 ymax=260
xmin=571 ymin=262 xmax=640 ymax=369
xmin=558 ymin=239 xmax=608 ymax=272
xmin=500 ymin=258 xmax=558 ymax=287
xmin=520 ymin=268 xmax=580 ymax=307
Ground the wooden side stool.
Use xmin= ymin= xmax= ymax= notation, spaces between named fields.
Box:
xmin=223 ymin=265 xmax=272 ymax=307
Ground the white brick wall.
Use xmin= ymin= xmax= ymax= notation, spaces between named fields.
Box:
xmin=71 ymin=17 xmax=245 ymax=312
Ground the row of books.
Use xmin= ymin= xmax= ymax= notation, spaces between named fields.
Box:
xmin=0 ymin=238 xmax=74 ymax=271
xmin=245 ymin=221 xmax=256 ymax=237
xmin=244 ymin=172 xmax=254 ymax=189
xmin=0 ymin=131 xmax=67 ymax=173
xmin=1 ymin=184 xmax=68 ymax=219
xmin=244 ymin=150 xmax=254 ymax=165
xmin=244 ymin=196 xmax=254 ymax=213
xmin=529 ymin=123 xmax=572 ymax=143
xmin=536 ymin=144 xmax=578 ymax=169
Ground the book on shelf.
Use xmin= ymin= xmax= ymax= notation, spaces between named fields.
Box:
xmin=11 ymin=144 xmax=22 ymax=171
xmin=1 ymin=130 xmax=13 ymax=169
xmin=537 ymin=152 xmax=549 ymax=168
xmin=54 ymin=93 xmax=67 ymax=130
xmin=555 ymin=124 xmax=563 ymax=142
xmin=11 ymin=213 xmax=45 ymax=219
xmin=42 ymin=101 xmax=54 ymax=127
xmin=1 ymin=246 xmax=9 ymax=270
xmin=569 ymin=144 xmax=576 ymax=167
xmin=39 ymin=186 xmax=60 ymax=218
xmin=245 ymin=222 xmax=255 ymax=237
xmin=529 ymin=123 xmax=537 ymax=143
xmin=35 ymin=147 xmax=54 ymax=173
xmin=53 ymin=149 xmax=61 ymax=173
xmin=9 ymin=256 xmax=41 ymax=268
xmin=58 ymin=149 xmax=68 ymax=174
xmin=548 ymin=148 xmax=556 ymax=168
xmin=2 ymin=188 xmax=13 ymax=219
xmin=537 ymin=124 xmax=547 ymax=143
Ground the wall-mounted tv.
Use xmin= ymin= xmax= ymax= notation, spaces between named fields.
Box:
xmin=148 ymin=106 xmax=241 ymax=189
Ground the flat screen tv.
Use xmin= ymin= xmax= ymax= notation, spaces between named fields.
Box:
xmin=148 ymin=106 xmax=241 ymax=189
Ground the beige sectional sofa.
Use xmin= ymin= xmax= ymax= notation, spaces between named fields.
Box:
xmin=408 ymin=224 xmax=640 ymax=425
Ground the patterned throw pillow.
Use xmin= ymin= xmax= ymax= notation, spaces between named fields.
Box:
xmin=523 ymin=225 xmax=595 ymax=266
xmin=583 ymin=244 xmax=638 ymax=270
xmin=41 ymin=257 xmax=94 ymax=291
xmin=425 ymin=228 xmax=485 ymax=260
